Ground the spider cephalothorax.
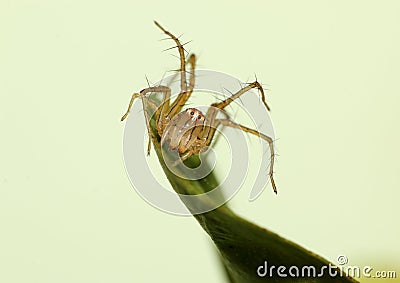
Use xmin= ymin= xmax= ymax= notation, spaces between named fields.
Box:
xmin=121 ymin=21 xmax=277 ymax=193
xmin=161 ymin=108 xmax=206 ymax=154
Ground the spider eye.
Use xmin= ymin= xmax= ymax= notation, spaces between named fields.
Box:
xmin=198 ymin=115 xmax=202 ymax=120
xmin=190 ymin=111 xmax=195 ymax=115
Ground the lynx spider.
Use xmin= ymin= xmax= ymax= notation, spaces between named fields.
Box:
xmin=121 ymin=21 xmax=277 ymax=193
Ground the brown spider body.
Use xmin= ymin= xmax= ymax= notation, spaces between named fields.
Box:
xmin=161 ymin=108 xmax=206 ymax=154
xmin=121 ymin=21 xmax=278 ymax=193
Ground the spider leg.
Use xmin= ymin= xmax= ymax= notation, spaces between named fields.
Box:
xmin=121 ymin=86 xmax=171 ymax=155
xmin=154 ymin=21 xmax=187 ymax=93
xmin=154 ymin=22 xmax=197 ymax=119
xmin=212 ymin=80 xmax=270 ymax=111
xmin=202 ymin=80 xmax=271 ymax=150
xmin=172 ymin=149 xmax=194 ymax=166
xmin=167 ymin=54 xmax=196 ymax=118
xmin=121 ymin=93 xmax=141 ymax=122
xmin=172 ymin=144 xmax=202 ymax=167
xmin=213 ymin=118 xmax=277 ymax=194
xmin=121 ymin=92 xmax=159 ymax=121
xmin=155 ymin=87 xmax=171 ymax=131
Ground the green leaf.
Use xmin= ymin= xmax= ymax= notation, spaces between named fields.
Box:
xmin=149 ymin=120 xmax=357 ymax=282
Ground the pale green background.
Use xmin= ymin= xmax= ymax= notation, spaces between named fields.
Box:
xmin=1 ymin=1 xmax=399 ymax=282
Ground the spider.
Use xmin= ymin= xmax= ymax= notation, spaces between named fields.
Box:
xmin=121 ymin=21 xmax=277 ymax=194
